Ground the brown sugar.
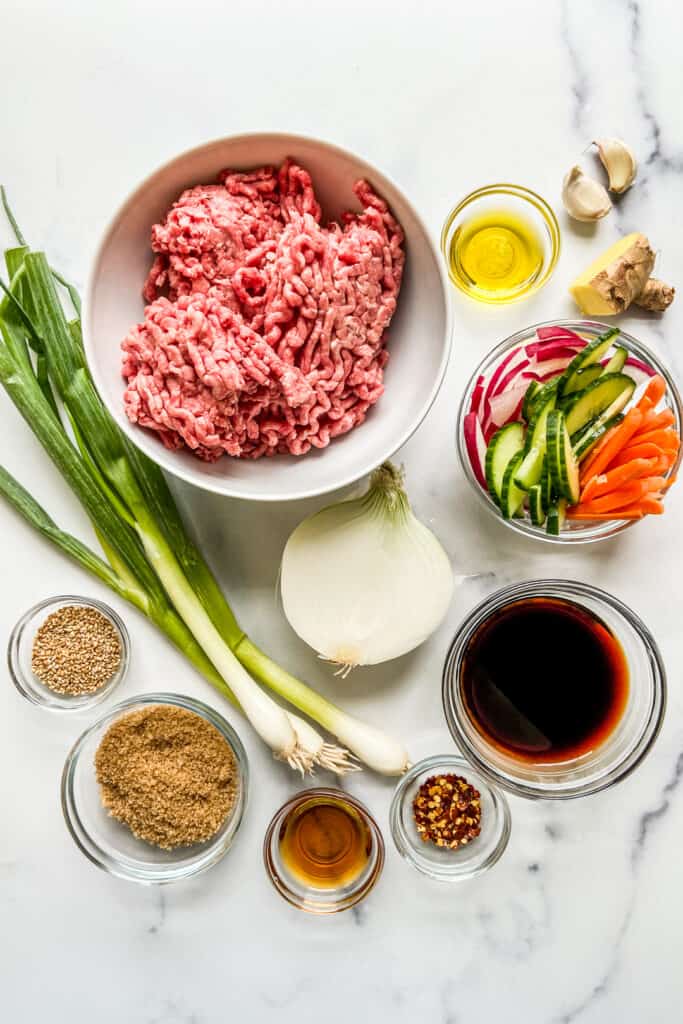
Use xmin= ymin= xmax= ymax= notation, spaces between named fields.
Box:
xmin=95 ymin=704 xmax=238 ymax=849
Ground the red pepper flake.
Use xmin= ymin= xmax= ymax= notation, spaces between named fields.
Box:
xmin=412 ymin=773 xmax=482 ymax=849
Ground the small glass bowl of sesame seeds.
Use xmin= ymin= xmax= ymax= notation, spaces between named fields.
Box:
xmin=389 ymin=754 xmax=511 ymax=882
xmin=8 ymin=595 xmax=130 ymax=711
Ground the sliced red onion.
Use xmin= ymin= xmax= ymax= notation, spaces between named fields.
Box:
xmin=463 ymin=412 xmax=488 ymax=489
xmin=625 ymin=355 xmax=656 ymax=378
xmin=491 ymin=353 xmax=538 ymax=398
xmin=470 ymin=374 xmax=486 ymax=420
xmin=488 ymin=382 xmax=530 ymax=428
xmin=526 ymin=340 xmax=583 ymax=359
xmin=484 ymin=346 xmax=528 ymax=404
xmin=530 ymin=355 xmax=574 ymax=377
xmin=535 ymin=326 xmax=585 ymax=344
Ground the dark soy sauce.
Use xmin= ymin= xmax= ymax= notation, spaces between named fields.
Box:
xmin=460 ymin=597 xmax=629 ymax=763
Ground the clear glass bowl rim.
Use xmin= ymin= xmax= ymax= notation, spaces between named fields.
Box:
xmin=442 ymin=578 xmax=667 ymax=800
xmin=456 ymin=318 xmax=683 ymax=544
xmin=389 ymin=753 xmax=511 ymax=881
xmin=440 ymin=183 xmax=561 ymax=302
xmin=263 ymin=786 xmax=385 ymax=914
xmin=7 ymin=593 xmax=131 ymax=711
xmin=61 ymin=691 xmax=250 ymax=884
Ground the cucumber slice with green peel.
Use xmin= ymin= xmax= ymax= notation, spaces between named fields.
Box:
xmin=560 ymin=364 xmax=604 ymax=398
xmin=501 ymin=451 xmax=527 ymax=519
xmin=546 ymin=498 xmax=567 ymax=536
xmin=529 ymin=484 xmax=546 ymax=526
xmin=603 ymin=346 xmax=628 ymax=374
xmin=573 ymin=412 xmax=624 ymax=461
xmin=563 ymin=373 xmax=635 ymax=436
xmin=557 ymin=327 xmax=620 ymax=397
xmin=485 ymin=422 xmax=525 ymax=507
xmin=522 ymin=379 xmax=542 ymax=421
xmin=529 ymin=376 xmax=561 ymax=419
xmin=547 ymin=409 xmax=580 ymax=503
xmin=540 ymin=457 xmax=553 ymax=512
xmin=515 ymin=393 xmax=557 ymax=490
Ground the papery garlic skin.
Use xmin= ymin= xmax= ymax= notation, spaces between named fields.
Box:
xmin=562 ymin=165 xmax=612 ymax=222
xmin=594 ymin=137 xmax=637 ymax=194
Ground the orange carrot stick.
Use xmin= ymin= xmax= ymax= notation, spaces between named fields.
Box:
xmin=566 ymin=509 xmax=644 ymax=521
xmin=636 ymin=408 xmax=675 ymax=433
xmin=640 ymin=375 xmax=667 ymax=408
xmin=580 ymin=458 xmax=661 ymax=502
xmin=611 ymin=442 xmax=662 ymax=466
xmin=579 ymin=408 xmax=644 ymax=482
xmin=615 ymin=496 xmax=665 ymax=516
xmin=572 ymin=481 xmax=652 ymax=515
xmin=631 ymin=429 xmax=680 ymax=451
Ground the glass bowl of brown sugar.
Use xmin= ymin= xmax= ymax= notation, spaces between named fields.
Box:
xmin=8 ymin=594 xmax=130 ymax=712
xmin=61 ymin=692 xmax=249 ymax=883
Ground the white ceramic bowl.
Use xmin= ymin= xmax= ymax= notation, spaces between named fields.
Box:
xmin=84 ymin=133 xmax=452 ymax=501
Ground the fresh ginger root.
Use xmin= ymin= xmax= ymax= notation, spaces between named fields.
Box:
xmin=634 ymin=278 xmax=676 ymax=312
xmin=570 ymin=233 xmax=675 ymax=315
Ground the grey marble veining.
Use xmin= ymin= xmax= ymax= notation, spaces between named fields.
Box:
xmin=1 ymin=1 xmax=682 ymax=1022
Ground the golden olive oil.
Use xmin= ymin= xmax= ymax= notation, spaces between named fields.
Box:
xmin=448 ymin=209 xmax=545 ymax=303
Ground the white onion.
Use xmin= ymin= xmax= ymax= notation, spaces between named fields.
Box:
xmin=281 ymin=463 xmax=454 ymax=671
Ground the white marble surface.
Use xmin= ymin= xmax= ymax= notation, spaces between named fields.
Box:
xmin=2 ymin=1 xmax=683 ymax=1020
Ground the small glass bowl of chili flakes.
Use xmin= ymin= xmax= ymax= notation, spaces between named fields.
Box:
xmin=389 ymin=754 xmax=511 ymax=882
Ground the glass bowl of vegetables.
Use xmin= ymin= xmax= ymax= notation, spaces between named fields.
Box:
xmin=457 ymin=319 xmax=682 ymax=543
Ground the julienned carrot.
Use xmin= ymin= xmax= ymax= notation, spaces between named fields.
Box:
xmin=579 ymin=407 xmax=644 ymax=482
xmin=639 ymin=375 xmax=666 ymax=408
xmin=630 ymin=428 xmax=680 ymax=451
xmin=580 ymin=458 xmax=660 ymax=502
xmin=637 ymin=408 xmax=675 ymax=433
xmin=572 ymin=477 xmax=667 ymax=515
xmin=573 ymin=482 xmax=651 ymax=515
xmin=567 ymin=509 xmax=644 ymax=521
xmin=619 ymin=496 xmax=665 ymax=515
xmin=579 ymin=425 xmax=621 ymax=480
xmin=611 ymin=442 xmax=662 ymax=465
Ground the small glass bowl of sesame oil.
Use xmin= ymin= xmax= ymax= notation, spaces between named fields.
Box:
xmin=263 ymin=788 xmax=385 ymax=914
xmin=441 ymin=184 xmax=560 ymax=304
xmin=7 ymin=595 xmax=130 ymax=711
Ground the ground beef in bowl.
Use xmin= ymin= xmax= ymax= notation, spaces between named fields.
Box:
xmin=121 ymin=160 xmax=405 ymax=460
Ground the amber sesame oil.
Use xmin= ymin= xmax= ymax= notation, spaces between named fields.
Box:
xmin=447 ymin=208 xmax=545 ymax=303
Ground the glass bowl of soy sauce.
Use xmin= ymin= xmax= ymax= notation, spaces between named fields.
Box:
xmin=442 ymin=579 xmax=666 ymax=800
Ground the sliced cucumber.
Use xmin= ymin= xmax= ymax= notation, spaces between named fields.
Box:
xmin=515 ymin=393 xmax=557 ymax=490
xmin=573 ymin=412 xmax=624 ymax=461
xmin=560 ymin=364 xmax=603 ymax=398
xmin=546 ymin=498 xmax=567 ymax=536
xmin=501 ymin=451 xmax=527 ymax=519
xmin=522 ymin=379 xmax=542 ymax=421
xmin=547 ymin=409 xmax=580 ymax=503
xmin=485 ymin=422 xmax=525 ymax=507
xmin=603 ymin=346 xmax=628 ymax=374
xmin=529 ymin=483 xmax=546 ymax=526
xmin=529 ymin=376 xmax=561 ymax=418
xmin=563 ymin=373 xmax=635 ymax=436
xmin=557 ymin=327 xmax=620 ymax=397
xmin=540 ymin=457 xmax=554 ymax=513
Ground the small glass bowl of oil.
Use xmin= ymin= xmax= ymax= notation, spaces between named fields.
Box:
xmin=263 ymin=788 xmax=384 ymax=914
xmin=441 ymin=184 xmax=560 ymax=304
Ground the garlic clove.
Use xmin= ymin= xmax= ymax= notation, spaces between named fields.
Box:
xmin=594 ymin=137 xmax=637 ymax=194
xmin=562 ymin=165 xmax=612 ymax=222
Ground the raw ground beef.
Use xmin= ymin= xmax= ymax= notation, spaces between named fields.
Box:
xmin=121 ymin=160 xmax=405 ymax=459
